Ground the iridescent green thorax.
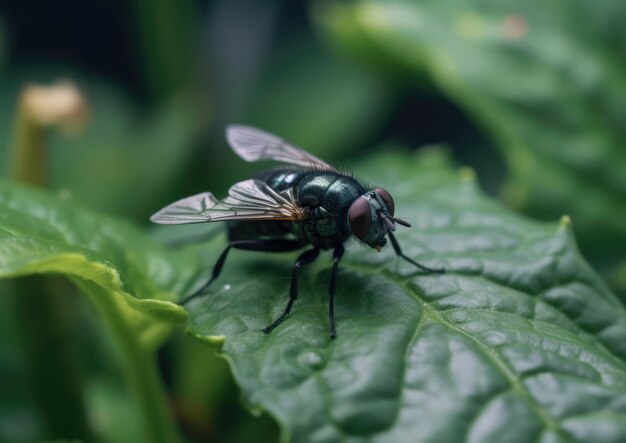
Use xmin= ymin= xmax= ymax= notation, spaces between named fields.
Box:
xmin=261 ymin=167 xmax=367 ymax=249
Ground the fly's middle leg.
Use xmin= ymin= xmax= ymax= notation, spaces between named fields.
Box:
xmin=263 ymin=247 xmax=320 ymax=334
xmin=179 ymin=238 xmax=304 ymax=305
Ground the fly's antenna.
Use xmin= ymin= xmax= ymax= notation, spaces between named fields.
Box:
xmin=382 ymin=216 xmax=396 ymax=231
xmin=380 ymin=212 xmax=412 ymax=230
xmin=379 ymin=211 xmax=397 ymax=231
xmin=391 ymin=217 xmax=411 ymax=228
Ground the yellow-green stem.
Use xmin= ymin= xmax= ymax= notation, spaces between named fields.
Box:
xmin=10 ymin=90 xmax=90 ymax=440
xmin=11 ymin=101 xmax=46 ymax=185
xmin=77 ymin=280 xmax=183 ymax=443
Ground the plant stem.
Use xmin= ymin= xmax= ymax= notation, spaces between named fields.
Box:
xmin=11 ymin=96 xmax=46 ymax=185
xmin=78 ymin=281 xmax=183 ymax=443
xmin=9 ymin=84 xmax=182 ymax=441
xmin=10 ymin=86 xmax=91 ymax=440
xmin=13 ymin=278 xmax=91 ymax=440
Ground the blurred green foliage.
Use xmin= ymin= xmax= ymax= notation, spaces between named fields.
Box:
xmin=316 ymin=0 xmax=626 ymax=288
xmin=0 ymin=74 xmax=203 ymax=219
xmin=0 ymin=0 xmax=625 ymax=442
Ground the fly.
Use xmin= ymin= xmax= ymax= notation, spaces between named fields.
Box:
xmin=151 ymin=125 xmax=445 ymax=338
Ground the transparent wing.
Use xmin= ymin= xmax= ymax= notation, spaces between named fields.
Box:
xmin=150 ymin=179 xmax=304 ymax=225
xmin=226 ymin=124 xmax=336 ymax=171
xmin=150 ymin=192 xmax=221 ymax=224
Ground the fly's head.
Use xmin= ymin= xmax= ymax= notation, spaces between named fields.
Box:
xmin=347 ymin=188 xmax=411 ymax=251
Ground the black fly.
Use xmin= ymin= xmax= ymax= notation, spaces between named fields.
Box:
xmin=151 ymin=125 xmax=444 ymax=338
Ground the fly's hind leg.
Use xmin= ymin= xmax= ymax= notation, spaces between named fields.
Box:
xmin=180 ymin=238 xmax=305 ymax=305
xmin=263 ymin=247 xmax=320 ymax=334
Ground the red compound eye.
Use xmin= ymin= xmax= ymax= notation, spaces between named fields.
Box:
xmin=348 ymin=197 xmax=371 ymax=240
xmin=375 ymin=187 xmax=395 ymax=216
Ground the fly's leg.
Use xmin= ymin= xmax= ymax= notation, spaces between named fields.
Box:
xmin=328 ymin=244 xmax=345 ymax=339
xmin=387 ymin=231 xmax=445 ymax=273
xmin=263 ymin=247 xmax=320 ymax=334
xmin=180 ymin=245 xmax=232 ymax=305
xmin=180 ymin=238 xmax=304 ymax=305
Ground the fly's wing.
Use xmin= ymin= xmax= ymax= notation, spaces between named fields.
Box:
xmin=226 ymin=125 xmax=337 ymax=171
xmin=150 ymin=179 xmax=304 ymax=224
xmin=150 ymin=192 xmax=221 ymax=224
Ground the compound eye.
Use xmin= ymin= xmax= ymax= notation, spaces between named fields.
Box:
xmin=348 ymin=197 xmax=371 ymax=240
xmin=375 ymin=187 xmax=395 ymax=216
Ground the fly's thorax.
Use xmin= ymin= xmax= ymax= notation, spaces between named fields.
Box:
xmin=296 ymin=172 xmax=344 ymax=206
xmin=291 ymin=172 xmax=365 ymax=249
xmin=258 ymin=167 xmax=306 ymax=192
xmin=293 ymin=206 xmax=350 ymax=249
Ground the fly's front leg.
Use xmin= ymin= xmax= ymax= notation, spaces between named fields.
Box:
xmin=263 ymin=247 xmax=320 ymax=334
xmin=328 ymin=244 xmax=345 ymax=339
xmin=387 ymin=231 xmax=445 ymax=273
xmin=180 ymin=238 xmax=304 ymax=305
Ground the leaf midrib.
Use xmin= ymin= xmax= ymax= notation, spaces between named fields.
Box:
xmin=213 ymin=251 xmax=624 ymax=440
xmin=342 ymin=261 xmax=578 ymax=441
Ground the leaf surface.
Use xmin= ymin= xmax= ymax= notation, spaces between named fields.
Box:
xmin=186 ymin=150 xmax=626 ymax=442
xmin=0 ymin=182 xmax=201 ymax=347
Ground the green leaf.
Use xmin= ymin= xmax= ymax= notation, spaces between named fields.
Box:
xmin=0 ymin=181 xmax=206 ymax=442
xmin=186 ymin=150 xmax=626 ymax=442
xmin=0 ymin=180 xmax=201 ymax=345
xmin=315 ymin=0 xmax=626 ymax=268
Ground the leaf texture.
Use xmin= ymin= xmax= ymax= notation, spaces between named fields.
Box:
xmin=0 ymin=182 xmax=200 ymax=348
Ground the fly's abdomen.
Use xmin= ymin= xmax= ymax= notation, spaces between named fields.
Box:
xmin=227 ymin=168 xmax=307 ymax=243
xmin=227 ymin=219 xmax=293 ymax=241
